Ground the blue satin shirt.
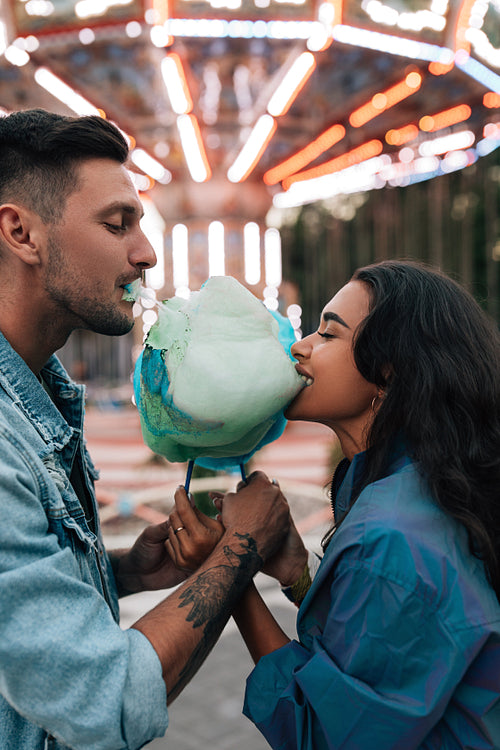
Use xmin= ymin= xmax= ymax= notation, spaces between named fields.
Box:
xmin=244 ymin=448 xmax=500 ymax=749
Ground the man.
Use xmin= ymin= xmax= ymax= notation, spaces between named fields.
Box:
xmin=0 ymin=109 xmax=290 ymax=749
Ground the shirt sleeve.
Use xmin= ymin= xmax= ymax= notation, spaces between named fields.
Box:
xmin=244 ymin=557 xmax=468 ymax=750
xmin=0 ymin=428 xmax=168 ymax=750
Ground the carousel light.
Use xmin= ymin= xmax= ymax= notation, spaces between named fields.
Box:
xmin=349 ymin=73 xmax=422 ymax=128
xmin=418 ymin=130 xmax=475 ymax=156
xmin=227 ymin=115 xmax=277 ymax=183
xmin=177 ymin=114 xmax=212 ymax=183
xmin=267 ymin=52 xmax=316 ymax=117
xmin=208 ymin=221 xmax=225 ymax=276
xmin=283 ymin=140 xmax=383 ymax=188
xmin=161 ymin=53 xmax=193 ymax=114
xmin=4 ymin=46 xmax=30 ymax=66
xmin=244 ymin=223 xmax=261 ymax=286
xmin=419 ymin=104 xmax=472 ymax=132
xmin=130 ymin=148 xmax=171 ymax=184
xmin=385 ymin=124 xmax=419 ymax=145
xmin=172 ymin=224 xmax=190 ymax=291
xmin=484 ymin=92 xmax=500 ymax=109
xmin=332 ymin=24 xmax=454 ymax=64
xmin=456 ymin=52 xmax=500 ymax=93
xmin=34 ymin=67 xmax=101 ymax=115
xmin=264 ymin=123 xmax=346 ymax=185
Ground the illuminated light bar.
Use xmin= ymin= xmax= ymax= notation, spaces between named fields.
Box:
xmin=75 ymin=0 xmax=135 ymax=19
xmin=332 ymin=24 xmax=454 ymax=63
xmin=440 ymin=149 xmax=474 ymax=174
xmin=244 ymin=222 xmax=261 ymax=286
xmin=419 ymin=104 xmax=471 ymax=132
xmin=177 ymin=114 xmax=212 ymax=182
xmin=131 ymin=148 xmax=172 ymax=185
xmin=227 ymin=114 xmax=277 ymax=183
xmin=141 ymin=196 xmax=166 ymax=291
xmin=484 ymin=92 xmax=500 ymax=109
xmin=283 ymin=139 xmax=383 ymax=189
xmin=151 ymin=24 xmax=173 ymax=47
xmin=267 ymin=52 xmax=316 ymax=117
xmin=264 ymin=123 xmax=345 ymax=185
xmin=172 ymin=223 xmax=190 ymax=291
xmin=274 ymin=156 xmax=386 ymax=207
xmin=165 ymin=18 xmax=316 ymax=40
xmin=418 ymin=130 xmax=475 ymax=157
xmin=349 ymin=72 xmax=421 ymax=128
xmin=264 ymin=228 xmax=282 ymax=288
xmin=152 ymin=0 xmax=170 ymax=24
xmin=4 ymin=45 xmax=30 ymax=66
xmin=161 ymin=53 xmax=193 ymax=114
xmin=484 ymin=122 xmax=500 ymax=139
xmin=208 ymin=221 xmax=225 ymax=277
xmin=477 ymin=124 xmax=500 ymax=156
xmin=34 ymin=67 xmax=101 ymax=115
xmin=454 ymin=0 xmax=475 ymax=54
xmin=361 ymin=0 xmax=447 ymax=32
xmin=428 ymin=61 xmax=454 ymax=76
xmin=307 ymin=0 xmax=342 ymax=51
xmin=455 ymin=51 xmax=500 ymax=94
xmin=385 ymin=124 xmax=418 ymax=145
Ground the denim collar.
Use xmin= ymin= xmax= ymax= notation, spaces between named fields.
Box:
xmin=0 ymin=330 xmax=85 ymax=452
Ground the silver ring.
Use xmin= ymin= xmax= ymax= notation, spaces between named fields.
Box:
xmin=271 ymin=478 xmax=279 ymax=486
xmin=174 ymin=526 xmax=185 ymax=534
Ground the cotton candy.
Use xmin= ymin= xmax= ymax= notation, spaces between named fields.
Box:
xmin=134 ymin=276 xmax=304 ymax=470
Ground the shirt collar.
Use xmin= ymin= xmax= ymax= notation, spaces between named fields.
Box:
xmin=0 ymin=330 xmax=85 ymax=450
xmin=333 ymin=438 xmax=410 ymax=520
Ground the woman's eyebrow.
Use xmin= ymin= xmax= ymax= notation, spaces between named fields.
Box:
xmin=323 ymin=311 xmax=350 ymax=329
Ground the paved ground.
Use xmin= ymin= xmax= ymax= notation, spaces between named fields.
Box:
xmin=85 ymin=405 xmax=336 ymax=749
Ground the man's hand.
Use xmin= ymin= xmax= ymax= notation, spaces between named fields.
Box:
xmin=111 ymin=521 xmax=190 ymax=596
xmin=217 ymin=471 xmax=291 ymax=563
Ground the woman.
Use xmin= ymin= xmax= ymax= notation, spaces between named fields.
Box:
xmin=166 ymin=260 xmax=500 ymax=749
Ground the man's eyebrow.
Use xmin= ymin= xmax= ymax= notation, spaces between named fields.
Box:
xmin=98 ymin=202 xmax=144 ymax=219
xmin=323 ymin=311 xmax=350 ymax=329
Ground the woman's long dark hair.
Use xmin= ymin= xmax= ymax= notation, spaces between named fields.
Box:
xmin=341 ymin=260 xmax=500 ymax=600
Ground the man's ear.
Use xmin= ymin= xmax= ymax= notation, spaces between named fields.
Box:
xmin=0 ymin=204 xmax=46 ymax=266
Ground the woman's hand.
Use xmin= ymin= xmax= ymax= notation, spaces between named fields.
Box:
xmin=261 ymin=513 xmax=308 ymax=588
xmin=166 ymin=486 xmax=225 ymax=572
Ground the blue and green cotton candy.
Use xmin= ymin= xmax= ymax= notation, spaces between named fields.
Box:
xmin=133 ymin=276 xmax=304 ymax=474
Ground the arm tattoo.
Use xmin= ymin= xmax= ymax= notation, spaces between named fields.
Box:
xmin=169 ymin=533 xmax=262 ymax=701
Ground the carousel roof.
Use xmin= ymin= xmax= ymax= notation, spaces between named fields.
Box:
xmin=0 ymin=0 xmax=499 ymax=222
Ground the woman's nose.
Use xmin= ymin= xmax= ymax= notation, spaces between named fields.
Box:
xmin=291 ymin=335 xmax=311 ymax=361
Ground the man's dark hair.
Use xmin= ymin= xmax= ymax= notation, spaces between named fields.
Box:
xmin=0 ymin=109 xmax=129 ymax=223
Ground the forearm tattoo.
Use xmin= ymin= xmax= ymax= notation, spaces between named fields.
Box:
xmin=169 ymin=533 xmax=262 ymax=700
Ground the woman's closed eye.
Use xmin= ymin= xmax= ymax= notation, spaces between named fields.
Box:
xmin=318 ymin=330 xmax=337 ymax=339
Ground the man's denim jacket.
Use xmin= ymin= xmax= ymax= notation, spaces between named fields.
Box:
xmin=0 ymin=332 xmax=168 ymax=749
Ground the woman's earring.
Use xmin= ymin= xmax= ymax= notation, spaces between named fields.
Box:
xmin=371 ymin=390 xmax=385 ymax=413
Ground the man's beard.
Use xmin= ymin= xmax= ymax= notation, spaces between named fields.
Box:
xmin=44 ymin=234 xmax=134 ymax=337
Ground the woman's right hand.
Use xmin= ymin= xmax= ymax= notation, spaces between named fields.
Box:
xmin=166 ymin=486 xmax=225 ymax=573
xmin=261 ymin=513 xmax=308 ymax=587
